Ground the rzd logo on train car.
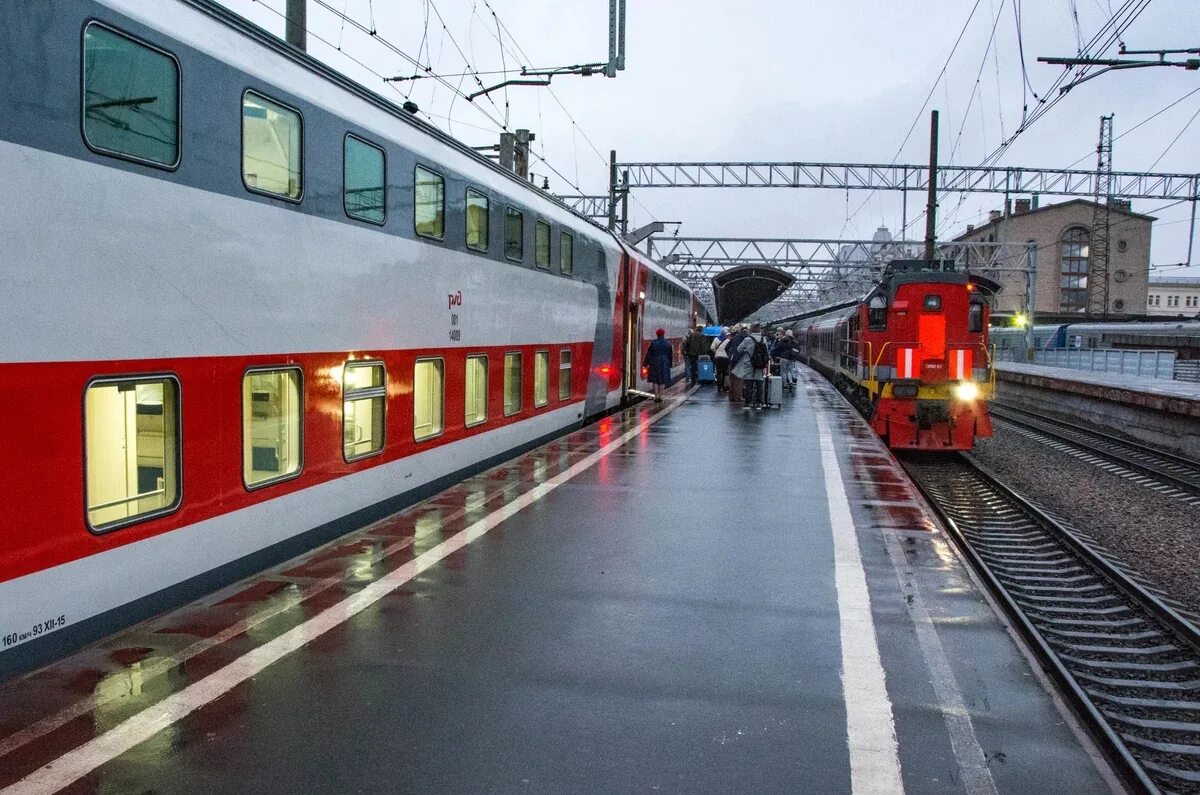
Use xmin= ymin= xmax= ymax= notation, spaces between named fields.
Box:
xmin=448 ymin=291 xmax=463 ymax=341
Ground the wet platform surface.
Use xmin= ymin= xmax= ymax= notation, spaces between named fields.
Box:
xmin=0 ymin=370 xmax=1115 ymax=793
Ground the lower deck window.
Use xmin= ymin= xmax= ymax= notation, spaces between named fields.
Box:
xmin=465 ymin=354 xmax=488 ymax=427
xmin=558 ymin=350 xmax=572 ymax=400
xmin=243 ymin=368 xmax=303 ymax=487
xmin=85 ymin=377 xmax=180 ymax=530
xmin=344 ymin=362 xmax=386 ymax=460
xmin=534 ymin=350 xmax=549 ymax=407
xmin=504 ymin=352 xmax=522 ymax=416
xmin=414 ymin=359 xmax=444 ymax=441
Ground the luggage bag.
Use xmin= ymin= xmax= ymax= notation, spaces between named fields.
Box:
xmin=697 ymin=355 xmax=716 ymax=383
xmin=764 ymin=375 xmax=784 ymax=407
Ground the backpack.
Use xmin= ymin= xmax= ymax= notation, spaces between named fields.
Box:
xmin=750 ymin=337 xmax=770 ymax=369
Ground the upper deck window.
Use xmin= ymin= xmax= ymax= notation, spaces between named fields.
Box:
xmin=82 ymin=24 xmax=180 ymax=168
xmin=560 ymin=232 xmax=574 ymax=275
xmin=243 ymin=91 xmax=302 ymax=200
xmin=344 ymin=135 xmax=385 ymax=224
xmin=505 ymin=207 xmax=524 ymax=261
xmin=415 ymin=166 xmax=445 ymax=239
xmin=466 ymin=189 xmax=489 ymax=252
xmin=535 ymin=221 xmax=551 ymax=269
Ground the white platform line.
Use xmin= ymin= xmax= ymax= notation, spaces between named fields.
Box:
xmin=3 ymin=393 xmax=691 ymax=795
xmin=813 ymin=403 xmax=905 ymax=794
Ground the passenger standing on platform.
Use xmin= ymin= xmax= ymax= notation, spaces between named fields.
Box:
xmin=683 ymin=325 xmax=709 ymax=386
xmin=643 ymin=328 xmax=673 ymax=402
xmin=726 ymin=324 xmax=749 ymax=403
xmin=774 ymin=329 xmax=801 ymax=391
xmin=711 ymin=326 xmax=732 ymax=393
xmin=734 ymin=323 xmax=769 ymax=409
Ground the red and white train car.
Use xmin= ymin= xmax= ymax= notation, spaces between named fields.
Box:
xmin=0 ymin=0 xmax=691 ymax=676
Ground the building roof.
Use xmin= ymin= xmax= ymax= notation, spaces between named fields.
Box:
xmin=1149 ymin=276 xmax=1200 ymax=286
xmin=953 ymin=198 xmax=1157 ymax=242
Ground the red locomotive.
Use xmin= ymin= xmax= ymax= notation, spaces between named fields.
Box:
xmin=788 ymin=261 xmax=999 ymax=451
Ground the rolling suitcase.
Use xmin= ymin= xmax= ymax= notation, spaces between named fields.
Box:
xmin=764 ymin=375 xmax=784 ymax=408
xmin=697 ymin=355 xmax=716 ymax=383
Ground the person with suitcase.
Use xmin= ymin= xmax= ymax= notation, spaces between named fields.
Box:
xmin=682 ymin=325 xmax=709 ymax=386
xmin=733 ymin=324 xmax=769 ymax=409
xmin=772 ymin=329 xmax=801 ymax=393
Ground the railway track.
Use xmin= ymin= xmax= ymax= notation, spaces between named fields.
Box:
xmin=989 ymin=403 xmax=1200 ymax=505
xmin=904 ymin=454 xmax=1200 ymax=794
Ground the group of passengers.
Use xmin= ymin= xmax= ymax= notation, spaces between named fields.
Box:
xmin=645 ymin=323 xmax=802 ymax=406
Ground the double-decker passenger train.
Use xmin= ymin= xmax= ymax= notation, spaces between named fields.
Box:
xmin=0 ymin=0 xmax=693 ymax=676
xmin=779 ymin=261 xmax=999 ymax=451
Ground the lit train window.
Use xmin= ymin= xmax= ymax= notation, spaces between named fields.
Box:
xmin=505 ymin=207 xmax=524 ymax=262
xmin=84 ymin=377 xmax=180 ymax=532
xmin=415 ymin=166 xmax=445 ymax=239
xmin=413 ymin=359 xmax=444 ymax=441
xmin=466 ymin=189 xmax=489 ymax=252
xmin=504 ymin=352 xmax=522 ymax=416
xmin=465 ymin=354 xmax=488 ymax=427
xmin=242 ymin=91 xmax=302 ymax=200
xmin=534 ymin=350 xmax=550 ymax=407
xmin=344 ymin=135 xmax=385 ymax=224
xmin=343 ymin=362 xmax=386 ymax=461
xmin=243 ymin=368 xmax=303 ymax=488
xmin=560 ymin=232 xmax=573 ymax=275
xmin=535 ymin=221 xmax=551 ymax=269
xmin=558 ymin=350 xmax=572 ymax=400
xmin=82 ymin=24 xmax=180 ymax=168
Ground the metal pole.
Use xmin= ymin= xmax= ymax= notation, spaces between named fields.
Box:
xmin=901 ymin=186 xmax=907 ymax=241
xmin=620 ymin=169 xmax=630 ymax=235
xmin=285 ymin=0 xmax=306 ymax=50
xmin=617 ymin=0 xmax=627 ymax=71
xmin=608 ymin=150 xmax=618 ymax=231
xmin=607 ymin=0 xmax=618 ymax=77
xmin=1188 ymin=190 xmax=1198 ymax=267
xmin=1024 ymin=242 xmax=1037 ymax=361
xmin=924 ymin=110 xmax=939 ymax=263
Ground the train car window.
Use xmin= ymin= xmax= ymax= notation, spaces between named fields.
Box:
xmin=534 ymin=350 xmax=549 ymax=407
xmin=967 ymin=300 xmax=984 ymax=333
xmin=505 ymin=207 xmax=524 ymax=261
xmin=84 ymin=376 xmax=181 ymax=532
xmin=923 ymin=295 xmax=942 ymax=311
xmin=413 ymin=358 xmax=444 ymax=442
xmin=560 ymin=232 xmax=574 ymax=275
xmin=503 ymin=352 xmax=522 ymax=416
xmin=343 ymin=362 xmax=386 ymax=461
xmin=82 ymin=24 xmax=180 ymax=169
xmin=867 ymin=295 xmax=888 ymax=331
xmin=466 ymin=188 xmax=489 ymax=252
xmin=243 ymin=368 xmax=303 ymax=489
xmin=465 ymin=354 xmax=488 ymax=427
xmin=414 ymin=166 xmax=445 ymax=239
xmin=343 ymin=135 xmax=385 ymax=224
xmin=242 ymin=91 xmax=302 ymax=200
xmin=558 ymin=350 xmax=572 ymax=400
xmin=534 ymin=221 xmax=551 ymax=269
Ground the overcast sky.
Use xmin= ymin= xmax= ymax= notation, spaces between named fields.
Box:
xmin=220 ymin=0 xmax=1200 ymax=278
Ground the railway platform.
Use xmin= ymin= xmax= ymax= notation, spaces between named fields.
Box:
xmin=0 ymin=370 xmax=1115 ymax=794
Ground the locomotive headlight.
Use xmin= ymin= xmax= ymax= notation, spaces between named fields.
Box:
xmin=954 ymin=381 xmax=980 ymax=402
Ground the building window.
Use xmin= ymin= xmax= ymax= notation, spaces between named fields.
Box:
xmin=505 ymin=206 xmax=524 ymax=261
xmin=465 ymin=354 xmax=488 ymax=427
xmin=344 ymin=135 xmax=385 ymax=224
xmin=558 ymin=350 xmax=572 ymax=400
xmin=415 ymin=166 xmax=445 ymax=239
xmin=82 ymin=23 xmax=180 ymax=168
xmin=534 ymin=350 xmax=549 ymax=407
xmin=243 ymin=368 xmax=303 ymax=488
xmin=560 ymin=232 xmax=574 ymax=275
xmin=535 ymin=221 xmax=551 ymax=269
xmin=1059 ymin=227 xmax=1090 ymax=312
xmin=85 ymin=377 xmax=181 ymax=531
xmin=504 ymin=352 xmax=522 ymax=416
xmin=413 ymin=359 xmax=444 ymax=441
xmin=466 ymin=188 xmax=489 ymax=252
xmin=1149 ymin=295 xmax=1159 ymax=306
xmin=242 ymin=91 xmax=302 ymax=200
xmin=343 ymin=362 xmax=386 ymax=460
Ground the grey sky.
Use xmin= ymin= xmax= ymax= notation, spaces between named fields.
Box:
xmin=220 ymin=0 xmax=1200 ymax=277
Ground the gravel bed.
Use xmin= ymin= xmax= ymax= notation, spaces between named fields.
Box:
xmin=969 ymin=424 xmax=1200 ymax=619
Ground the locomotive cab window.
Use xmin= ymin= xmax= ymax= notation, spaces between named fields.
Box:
xmin=415 ymin=166 xmax=445 ymax=239
xmin=82 ymin=24 xmax=180 ymax=168
xmin=504 ymin=352 xmax=522 ymax=416
xmin=344 ymin=135 xmax=385 ymax=224
xmin=560 ymin=232 xmax=574 ymax=275
xmin=867 ymin=295 xmax=888 ymax=331
xmin=343 ymin=362 xmax=386 ymax=461
xmin=535 ymin=221 xmax=551 ymax=269
xmin=465 ymin=354 xmax=488 ymax=427
xmin=534 ymin=350 xmax=549 ymax=407
xmin=243 ymin=368 xmax=303 ymax=488
xmin=923 ymin=294 xmax=942 ymax=311
xmin=967 ymin=300 xmax=984 ymax=333
xmin=505 ymin=207 xmax=524 ymax=261
xmin=85 ymin=377 xmax=180 ymax=531
xmin=413 ymin=359 xmax=444 ymax=441
xmin=466 ymin=188 xmax=489 ymax=252
xmin=242 ymin=91 xmax=302 ymax=200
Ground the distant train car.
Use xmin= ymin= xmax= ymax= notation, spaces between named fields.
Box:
xmin=785 ymin=261 xmax=998 ymax=451
xmin=992 ymin=320 xmax=1200 ymax=359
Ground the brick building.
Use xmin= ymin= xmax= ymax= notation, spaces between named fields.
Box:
xmin=952 ymin=198 xmax=1154 ymax=318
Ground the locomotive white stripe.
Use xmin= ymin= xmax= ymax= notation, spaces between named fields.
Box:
xmin=2 ymin=390 xmax=692 ymax=795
